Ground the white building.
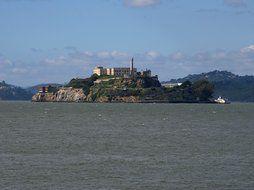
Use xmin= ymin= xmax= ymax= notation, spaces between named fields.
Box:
xmin=93 ymin=58 xmax=137 ymax=77
xmin=162 ymin=83 xmax=182 ymax=88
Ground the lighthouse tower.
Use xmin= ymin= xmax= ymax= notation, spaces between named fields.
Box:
xmin=130 ymin=57 xmax=134 ymax=78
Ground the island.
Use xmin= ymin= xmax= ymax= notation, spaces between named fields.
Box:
xmin=32 ymin=58 xmax=214 ymax=103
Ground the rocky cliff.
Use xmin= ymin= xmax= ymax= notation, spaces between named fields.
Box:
xmin=32 ymin=87 xmax=140 ymax=103
xmin=32 ymin=87 xmax=86 ymax=102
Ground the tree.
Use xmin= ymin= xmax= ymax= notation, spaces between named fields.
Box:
xmin=181 ymin=80 xmax=192 ymax=88
xmin=65 ymin=74 xmax=99 ymax=95
xmin=192 ymin=80 xmax=214 ymax=101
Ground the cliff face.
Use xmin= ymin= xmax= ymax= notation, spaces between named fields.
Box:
xmin=32 ymin=87 xmax=86 ymax=102
xmin=32 ymin=87 xmax=141 ymax=103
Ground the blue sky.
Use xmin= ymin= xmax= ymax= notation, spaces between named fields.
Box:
xmin=0 ymin=0 xmax=254 ymax=86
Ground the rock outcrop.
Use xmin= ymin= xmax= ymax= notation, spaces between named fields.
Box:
xmin=111 ymin=96 xmax=140 ymax=103
xmin=96 ymin=96 xmax=140 ymax=103
xmin=32 ymin=87 xmax=86 ymax=102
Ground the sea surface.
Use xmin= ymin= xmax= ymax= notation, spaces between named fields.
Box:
xmin=0 ymin=101 xmax=254 ymax=190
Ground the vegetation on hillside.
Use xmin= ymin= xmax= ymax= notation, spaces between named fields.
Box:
xmin=66 ymin=75 xmax=214 ymax=102
xmin=214 ymin=77 xmax=254 ymax=102
xmin=164 ymin=80 xmax=214 ymax=102
xmin=165 ymin=70 xmax=254 ymax=102
xmin=168 ymin=70 xmax=237 ymax=83
xmin=65 ymin=74 xmax=98 ymax=95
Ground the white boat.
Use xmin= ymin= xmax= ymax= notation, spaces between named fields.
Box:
xmin=214 ymin=96 xmax=230 ymax=104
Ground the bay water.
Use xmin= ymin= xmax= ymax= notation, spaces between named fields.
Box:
xmin=0 ymin=102 xmax=254 ymax=189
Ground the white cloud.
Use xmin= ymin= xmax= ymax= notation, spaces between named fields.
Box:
xmin=240 ymin=45 xmax=254 ymax=53
xmin=211 ymin=50 xmax=227 ymax=59
xmin=96 ymin=51 xmax=129 ymax=59
xmin=97 ymin=51 xmax=111 ymax=58
xmin=83 ymin=51 xmax=94 ymax=57
xmin=124 ymin=0 xmax=160 ymax=7
xmin=12 ymin=68 xmax=28 ymax=74
xmin=146 ymin=51 xmax=160 ymax=58
xmin=111 ymin=50 xmax=128 ymax=58
xmin=45 ymin=56 xmax=68 ymax=65
xmin=170 ymin=52 xmax=186 ymax=61
xmin=66 ymin=50 xmax=129 ymax=62
xmin=45 ymin=55 xmax=90 ymax=67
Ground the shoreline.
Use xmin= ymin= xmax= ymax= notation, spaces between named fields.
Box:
xmin=30 ymin=100 xmax=218 ymax=104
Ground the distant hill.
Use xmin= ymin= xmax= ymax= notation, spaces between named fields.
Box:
xmin=26 ymin=83 xmax=62 ymax=94
xmin=164 ymin=70 xmax=254 ymax=102
xmin=0 ymin=81 xmax=33 ymax=101
xmin=168 ymin=70 xmax=238 ymax=83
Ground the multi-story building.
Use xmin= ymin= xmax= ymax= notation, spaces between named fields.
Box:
xmin=93 ymin=58 xmax=137 ymax=77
